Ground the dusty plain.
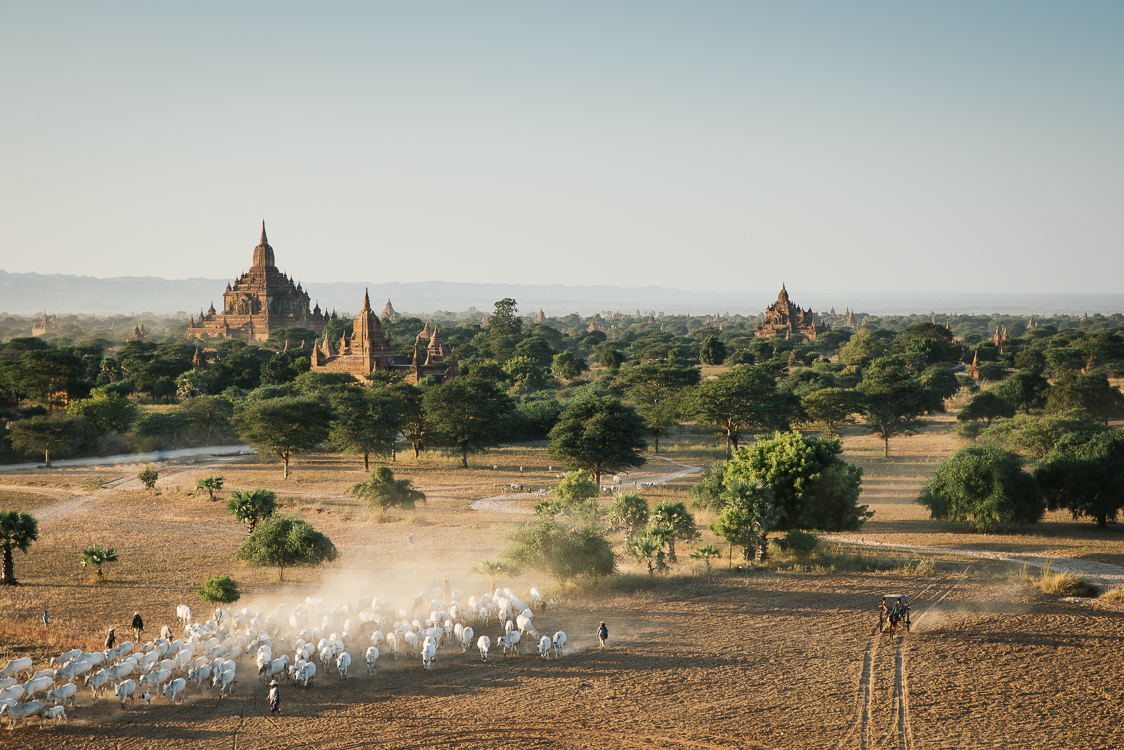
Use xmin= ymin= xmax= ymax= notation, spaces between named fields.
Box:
xmin=2 ymin=415 xmax=1124 ymax=749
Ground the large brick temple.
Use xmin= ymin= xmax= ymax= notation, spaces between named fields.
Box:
xmin=754 ymin=284 xmax=829 ymax=340
xmin=186 ymin=223 xmax=331 ymax=342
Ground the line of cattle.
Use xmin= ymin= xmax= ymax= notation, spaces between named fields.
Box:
xmin=0 ymin=584 xmax=567 ymax=730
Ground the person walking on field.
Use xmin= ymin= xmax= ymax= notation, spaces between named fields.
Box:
xmin=268 ymin=680 xmax=280 ymax=716
xmin=105 ymin=627 xmax=116 ymax=650
xmin=132 ymin=611 xmax=144 ymax=642
xmin=597 ymin=621 xmax=608 ymax=650
xmin=42 ymin=610 xmax=50 ymax=629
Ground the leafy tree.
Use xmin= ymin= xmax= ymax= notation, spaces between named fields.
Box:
xmin=917 ymin=366 xmax=961 ymax=401
xmin=979 ymin=412 xmax=1109 ymax=459
xmin=232 ymin=396 xmax=333 ymax=478
xmin=599 ymin=349 xmax=625 ymax=370
xmin=800 ymin=387 xmax=863 ymax=437
xmin=133 ymin=410 xmax=195 ymax=447
xmin=618 ymin=361 xmax=701 ymax=453
xmin=991 ymin=370 xmax=1050 ymax=414
xmin=329 ymin=387 xmax=402 ymax=471
xmin=389 ymin=381 xmax=430 ymax=459
xmin=699 ymin=335 xmax=727 ymax=365
xmin=689 ymin=461 xmax=731 ymax=512
xmin=81 ymin=545 xmax=118 ymax=580
xmin=7 ymin=413 xmax=97 ymax=466
xmin=178 ymin=395 xmax=234 ymax=443
xmin=548 ymin=395 xmax=648 ymax=486
xmin=424 ymin=377 xmax=513 ymax=468
xmin=235 ymin=513 xmax=338 ymax=581
xmin=552 ymin=350 xmax=588 ymax=381
xmin=137 ymin=466 xmax=159 ymax=490
xmin=514 ymin=336 xmax=557 ymax=368
xmin=1035 ymin=431 xmax=1124 ymax=528
xmin=196 ymin=575 xmax=241 ymax=604
xmin=196 ymin=476 xmax=224 ymax=501
xmin=349 ymin=466 xmax=427 ymax=516
xmin=894 ymin=323 xmax=960 ymax=366
xmin=726 ymin=431 xmax=869 ymax=532
xmin=503 ymin=355 xmax=550 ymax=393
xmin=648 ymin=501 xmax=697 ymax=564
xmin=503 ymin=518 xmax=616 ymax=583
xmin=857 ymin=355 xmax=945 ymax=457
xmin=689 ymin=543 xmax=721 ymax=573
xmin=1045 ymin=372 xmax=1124 ymax=424
xmin=607 ymin=492 xmax=649 ymax=539
xmin=226 ymin=489 xmax=278 ymax=532
xmin=12 ymin=348 xmax=91 ymax=408
xmin=691 ymin=365 xmax=800 ymax=460
xmin=917 ymin=444 xmax=1044 ymax=532
xmin=837 ymin=329 xmax=887 ymax=369
xmin=0 ymin=511 xmax=38 ymax=586
xmin=68 ymin=389 xmax=138 ymax=433
xmin=626 ymin=531 xmax=666 ymax=576
xmin=260 ymin=350 xmax=312 ymax=386
xmin=709 ymin=479 xmax=781 ymax=563
xmin=555 ymin=469 xmax=599 ymax=507
xmin=958 ymin=391 xmax=1016 ymax=427
xmin=471 ymin=559 xmax=521 ymax=590
xmin=489 ymin=298 xmax=523 ymax=337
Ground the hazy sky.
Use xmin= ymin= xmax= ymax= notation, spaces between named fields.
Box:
xmin=2 ymin=2 xmax=1121 ymax=295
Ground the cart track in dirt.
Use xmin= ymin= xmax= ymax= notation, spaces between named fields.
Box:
xmin=835 ymin=578 xmax=958 ymax=750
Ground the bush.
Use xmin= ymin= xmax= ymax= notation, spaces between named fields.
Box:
xmin=197 ymin=575 xmax=241 ymax=604
xmin=953 ymin=421 xmax=983 ymax=441
xmin=785 ymin=530 xmax=819 ymax=555
xmin=1035 ymin=566 xmax=1098 ymax=598
xmin=137 ymin=466 xmax=159 ymax=490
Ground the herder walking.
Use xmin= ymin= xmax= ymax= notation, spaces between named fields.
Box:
xmin=268 ymin=680 xmax=280 ymax=716
xmin=597 ymin=621 xmax=608 ymax=650
xmin=132 ymin=611 xmax=144 ymax=642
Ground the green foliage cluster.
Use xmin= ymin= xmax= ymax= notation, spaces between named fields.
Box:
xmin=81 ymin=544 xmax=119 ymax=579
xmin=0 ymin=510 xmax=38 ymax=586
xmin=917 ymin=445 xmax=1044 ymax=532
xmin=227 ymin=489 xmax=278 ymax=532
xmin=235 ymin=513 xmax=338 ymax=581
xmin=503 ymin=518 xmax=616 ymax=583
xmin=137 ymin=466 xmax=159 ymax=490
xmin=197 ymin=575 xmax=241 ymax=604
xmin=349 ymin=467 xmax=427 ymax=516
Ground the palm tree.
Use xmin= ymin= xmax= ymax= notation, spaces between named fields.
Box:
xmin=227 ymin=489 xmax=278 ymax=532
xmin=627 ymin=531 xmax=666 ymax=576
xmin=196 ymin=476 xmax=224 ymax=501
xmin=471 ymin=559 xmax=519 ymax=591
xmin=81 ymin=545 xmax=118 ymax=580
xmin=649 ymin=501 xmax=698 ymax=564
xmin=608 ymin=492 xmax=650 ymax=539
xmin=0 ymin=511 xmax=39 ymax=586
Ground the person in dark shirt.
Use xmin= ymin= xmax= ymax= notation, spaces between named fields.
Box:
xmin=105 ymin=627 xmax=116 ymax=650
xmin=132 ymin=611 xmax=144 ymax=642
xmin=597 ymin=621 xmax=608 ymax=649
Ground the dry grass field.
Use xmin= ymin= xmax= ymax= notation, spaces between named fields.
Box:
xmin=3 ymin=416 xmax=1124 ymax=749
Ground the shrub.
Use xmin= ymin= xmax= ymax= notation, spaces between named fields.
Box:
xmin=197 ymin=575 xmax=241 ymax=604
xmin=785 ymin=530 xmax=819 ymax=555
xmin=137 ymin=466 xmax=159 ymax=490
xmin=1099 ymin=588 xmax=1124 ymax=603
xmin=1035 ymin=566 xmax=1098 ymax=598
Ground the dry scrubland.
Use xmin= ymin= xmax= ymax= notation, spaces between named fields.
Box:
xmin=3 ymin=418 xmax=1124 ymax=749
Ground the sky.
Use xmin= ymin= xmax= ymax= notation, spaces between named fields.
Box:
xmin=1 ymin=2 xmax=1122 ymax=297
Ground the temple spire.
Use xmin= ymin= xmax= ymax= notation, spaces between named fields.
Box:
xmin=260 ymin=220 xmax=268 ymax=246
xmin=363 ymin=288 xmax=372 ymax=311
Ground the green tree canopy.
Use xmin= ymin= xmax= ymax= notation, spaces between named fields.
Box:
xmin=548 ymin=395 xmax=648 ymax=486
xmin=857 ymin=355 xmax=945 ymax=457
xmin=555 ymin=469 xmax=600 ymax=507
xmin=979 ymin=412 xmax=1110 ymax=459
xmin=800 ymin=387 xmax=863 ymax=437
xmin=1035 ymin=430 xmax=1124 ymax=528
xmin=991 ymin=369 xmax=1050 ymax=414
xmin=489 ymin=298 xmax=524 ymax=338
xmin=232 ymin=395 xmax=333 ymax=478
xmin=709 ymin=480 xmax=779 ymax=563
xmin=227 ymin=489 xmax=278 ymax=532
xmin=68 ymin=388 xmax=138 ymax=434
xmin=330 ymin=386 xmax=402 ymax=471
xmin=725 ymin=431 xmax=869 ymax=532
xmin=618 ymin=360 xmax=701 ymax=453
xmin=607 ymin=492 xmax=649 ymax=539
xmin=0 ymin=510 xmax=38 ymax=586
xmin=699 ymin=335 xmax=727 ymax=366
xmin=235 ymin=513 xmax=338 ymax=581
xmin=917 ymin=444 xmax=1044 ymax=532
xmin=552 ymin=350 xmax=589 ymax=381
xmin=648 ymin=501 xmax=697 ymax=564
xmin=389 ymin=381 xmax=430 ymax=459
xmin=424 ymin=377 xmax=514 ymax=468
xmin=958 ymin=390 xmax=1017 ymax=427
xmin=7 ymin=413 xmax=97 ymax=466
xmin=837 ymin=329 xmax=887 ymax=370
xmin=349 ymin=466 xmax=427 ymax=516
xmin=1045 ymin=372 xmax=1124 ymax=424
xmin=197 ymin=575 xmax=241 ymax=604
xmin=503 ymin=518 xmax=616 ymax=583
xmin=691 ymin=365 xmax=801 ymax=460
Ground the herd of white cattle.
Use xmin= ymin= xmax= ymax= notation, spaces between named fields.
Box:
xmin=0 ymin=584 xmax=569 ymax=730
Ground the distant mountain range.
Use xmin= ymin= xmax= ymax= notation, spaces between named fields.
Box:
xmin=1 ymin=269 xmax=1122 ymax=318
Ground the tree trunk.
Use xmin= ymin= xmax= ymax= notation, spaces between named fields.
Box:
xmin=364 ymin=452 xmax=370 ymax=472
xmin=667 ymin=538 xmax=677 ymax=564
xmin=1 ymin=543 xmax=16 ymax=585
xmin=743 ymin=529 xmax=754 ymax=562
xmin=883 ymin=436 xmax=890 ymax=458
xmin=413 ymin=443 xmax=421 ymax=459
xmin=461 ymin=447 xmax=468 ymax=469
xmin=1098 ymin=512 xmax=1108 ymax=529
xmin=758 ymin=531 xmax=769 ymax=563
xmin=44 ymin=448 xmax=51 ymax=467
xmin=283 ymin=453 xmax=290 ymax=479
xmin=594 ymin=470 xmax=602 ymax=488
xmin=654 ymin=432 xmax=660 ymax=454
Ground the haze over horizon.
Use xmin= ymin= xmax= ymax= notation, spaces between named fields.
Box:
xmin=2 ymin=3 xmax=1121 ymax=295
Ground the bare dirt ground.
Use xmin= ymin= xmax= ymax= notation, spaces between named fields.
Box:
xmin=3 ymin=424 xmax=1124 ymax=748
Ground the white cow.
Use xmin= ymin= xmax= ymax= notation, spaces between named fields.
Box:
xmin=0 ymin=657 xmax=32 ymax=681
xmin=41 ymin=705 xmax=69 ymax=726
xmin=162 ymin=678 xmax=188 ymax=704
xmin=538 ymin=635 xmax=552 ymax=659
xmin=115 ymin=679 xmax=138 ymax=706
xmin=336 ymin=651 xmax=351 ymax=679
xmin=293 ymin=661 xmax=315 ymax=688
xmin=477 ymin=635 xmax=491 ymax=663
xmin=0 ymin=699 xmax=45 ymax=728
xmin=421 ymin=637 xmax=437 ymax=671
xmin=459 ymin=626 xmax=474 ymax=653
xmin=552 ymin=631 xmax=567 ymax=658
xmin=365 ymin=647 xmax=379 ymax=674
xmin=188 ymin=665 xmax=213 ymax=690
xmin=46 ymin=683 xmax=78 ymax=708
xmin=21 ymin=676 xmax=55 ymax=701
